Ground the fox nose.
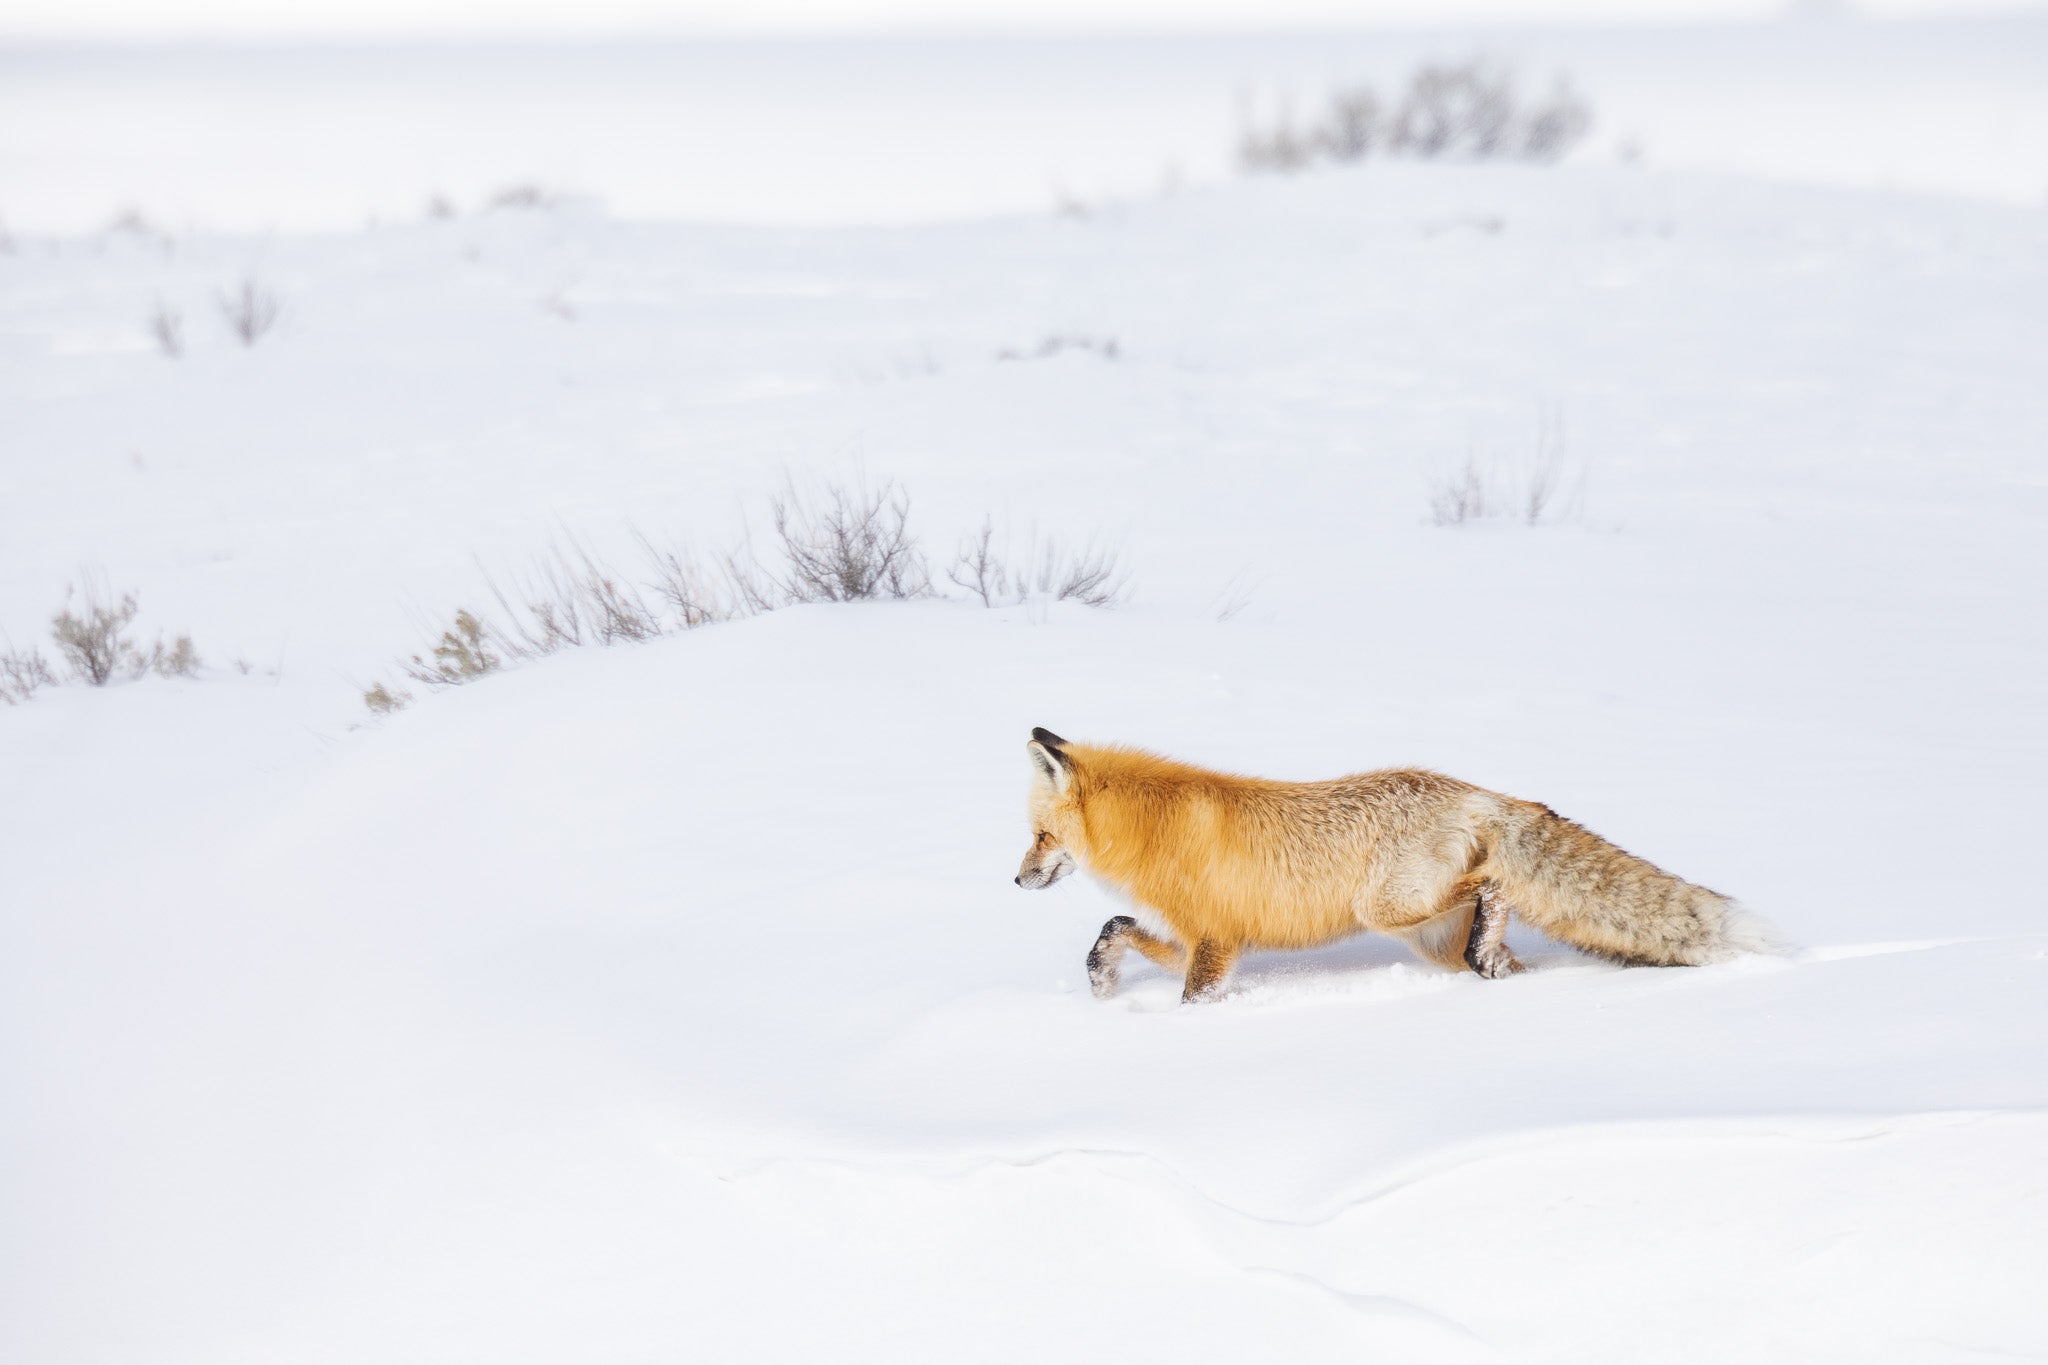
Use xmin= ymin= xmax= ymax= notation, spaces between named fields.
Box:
xmin=1013 ymin=875 xmax=1023 ymax=886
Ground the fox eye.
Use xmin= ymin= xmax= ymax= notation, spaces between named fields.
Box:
xmin=1035 ymin=830 xmax=1051 ymax=846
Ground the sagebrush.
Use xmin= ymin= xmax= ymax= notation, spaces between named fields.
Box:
xmin=367 ymin=476 xmax=1129 ymax=710
xmin=1 ymin=580 xmax=204 ymax=703
xmin=948 ymin=519 xmax=1130 ymax=608
xmin=1 ymin=645 xmax=57 ymax=705
xmin=1240 ymin=61 xmax=1592 ymax=173
xmin=218 ymin=276 xmax=282 ymax=347
xmin=764 ymin=477 xmax=932 ymax=603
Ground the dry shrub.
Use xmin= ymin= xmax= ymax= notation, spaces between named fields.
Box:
xmin=40 ymin=579 xmax=203 ymax=689
xmin=637 ymin=532 xmax=724 ymax=629
xmin=148 ymin=302 xmax=184 ymax=358
xmin=390 ymin=534 xmax=720 ymax=695
xmin=491 ymin=539 xmax=666 ymax=653
xmin=218 ymin=276 xmax=282 ymax=346
xmin=369 ymin=478 xmax=1131 ymax=711
xmin=1518 ymin=412 xmax=1571 ymax=525
xmin=948 ymin=519 xmax=1007 ymax=607
xmin=149 ymin=634 xmax=202 ymax=678
xmin=401 ymin=609 xmax=502 ymax=687
xmin=1240 ymin=60 xmax=1591 ymax=173
xmin=1395 ymin=63 xmax=1515 ymax=158
xmin=766 ymin=476 xmax=931 ymax=603
xmin=487 ymin=184 xmax=555 ymax=210
xmin=51 ymin=582 xmax=141 ymax=685
xmin=1429 ymin=456 xmax=1494 ymax=527
xmin=1 ymin=646 xmax=57 ymax=705
xmin=996 ymin=334 xmax=1119 ymax=363
xmin=362 ymin=682 xmax=411 ymax=714
xmin=717 ymin=542 xmax=784 ymax=618
xmin=948 ymin=518 xmax=1130 ymax=608
xmin=1522 ymin=79 xmax=1597 ymax=161
xmin=1429 ymin=409 xmax=1580 ymax=528
xmin=1235 ymin=93 xmax=1317 ymax=173
xmin=1322 ymin=88 xmax=1385 ymax=160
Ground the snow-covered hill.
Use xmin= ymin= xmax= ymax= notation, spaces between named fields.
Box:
xmin=5 ymin=15 xmax=2047 ymax=233
xmin=3 ymin=155 xmax=2046 ymax=1361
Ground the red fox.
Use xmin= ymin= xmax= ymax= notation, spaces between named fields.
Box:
xmin=1014 ymin=728 xmax=1775 ymax=1002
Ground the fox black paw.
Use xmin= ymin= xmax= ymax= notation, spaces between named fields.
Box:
xmin=1086 ymin=917 xmax=1135 ymax=999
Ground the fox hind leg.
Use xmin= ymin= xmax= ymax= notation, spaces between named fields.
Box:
xmin=1394 ymin=899 xmax=1478 ymax=973
xmin=1087 ymin=916 xmax=1184 ymax=999
xmin=1182 ymin=939 xmax=1240 ymax=1003
xmin=1464 ymin=883 xmax=1523 ymax=979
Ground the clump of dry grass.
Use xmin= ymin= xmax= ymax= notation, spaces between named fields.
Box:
xmin=362 ymin=681 xmax=411 ymax=714
xmin=387 ymin=537 xmax=712 ymax=699
xmin=1429 ymin=409 xmax=1582 ymax=528
xmin=401 ymin=609 xmax=502 ymax=687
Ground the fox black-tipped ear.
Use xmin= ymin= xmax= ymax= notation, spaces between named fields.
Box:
xmin=1027 ymin=736 xmax=1074 ymax=795
xmin=1031 ymin=727 xmax=1069 ymax=750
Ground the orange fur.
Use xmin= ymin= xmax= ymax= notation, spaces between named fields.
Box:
xmin=1017 ymin=734 xmax=1771 ymax=1001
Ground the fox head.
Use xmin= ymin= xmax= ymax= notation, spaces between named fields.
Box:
xmin=1016 ymin=726 xmax=1083 ymax=889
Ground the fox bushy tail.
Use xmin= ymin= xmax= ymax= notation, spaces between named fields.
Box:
xmin=1485 ymin=800 xmax=1778 ymax=965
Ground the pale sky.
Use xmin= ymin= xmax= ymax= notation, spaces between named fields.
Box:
xmin=0 ymin=0 xmax=2032 ymax=40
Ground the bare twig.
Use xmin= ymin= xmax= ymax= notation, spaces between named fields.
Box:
xmin=217 ymin=276 xmax=281 ymax=347
xmin=148 ymin=302 xmax=184 ymax=358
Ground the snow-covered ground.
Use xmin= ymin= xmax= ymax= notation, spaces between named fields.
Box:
xmin=4 ymin=28 xmax=2048 ymax=1363
xmin=4 ymin=13 xmax=2047 ymax=236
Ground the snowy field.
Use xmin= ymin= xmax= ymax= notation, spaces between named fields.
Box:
xmin=4 ymin=19 xmax=2048 ymax=1364
xmin=5 ymin=14 xmax=2048 ymax=234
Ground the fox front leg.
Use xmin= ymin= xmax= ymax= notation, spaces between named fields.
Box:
xmin=1464 ymin=883 xmax=1524 ymax=979
xmin=1085 ymin=916 xmax=1185 ymax=999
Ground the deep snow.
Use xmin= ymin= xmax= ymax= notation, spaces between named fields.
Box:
xmin=4 ymin=100 xmax=2048 ymax=1364
xmin=4 ymin=14 xmax=2047 ymax=235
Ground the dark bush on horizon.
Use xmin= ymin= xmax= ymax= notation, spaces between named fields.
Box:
xmin=1239 ymin=61 xmax=1592 ymax=173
